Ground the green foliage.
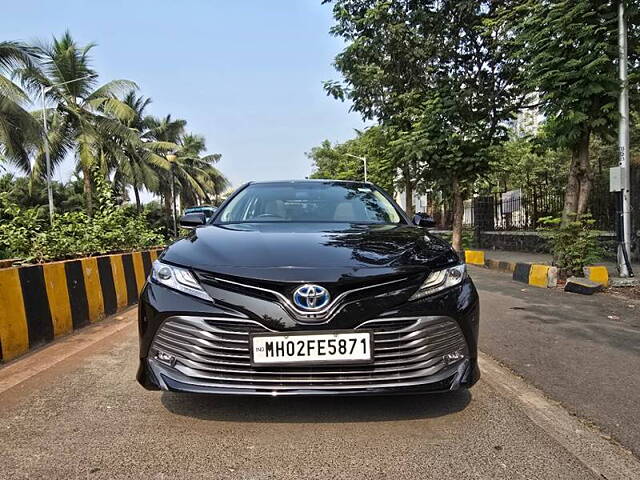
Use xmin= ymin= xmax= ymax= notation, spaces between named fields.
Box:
xmin=307 ymin=126 xmax=395 ymax=193
xmin=0 ymin=41 xmax=41 ymax=171
xmin=494 ymin=1 xmax=640 ymax=219
xmin=0 ymin=195 xmax=44 ymax=259
xmin=143 ymin=114 xmax=228 ymax=232
xmin=538 ymin=214 xmax=604 ymax=276
xmin=0 ymin=31 xmax=229 ymax=236
xmin=0 ymin=169 xmax=164 ymax=262
xmin=13 ymin=31 xmax=140 ymax=214
xmin=484 ymin=135 xmax=571 ymax=194
xmin=496 ymin=0 xmax=629 ymax=147
xmin=0 ymin=173 xmax=86 ymax=213
xmin=137 ymin=201 xmax=169 ymax=237
xmin=324 ymin=0 xmax=523 ymax=241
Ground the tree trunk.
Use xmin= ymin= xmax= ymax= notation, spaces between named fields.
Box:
xmin=133 ymin=185 xmax=141 ymax=214
xmin=562 ymin=131 xmax=591 ymax=224
xmin=576 ymin=134 xmax=593 ymax=215
xmin=82 ymin=165 xmax=93 ymax=217
xmin=451 ymin=178 xmax=464 ymax=253
xmin=404 ymin=176 xmax=414 ymax=217
xmin=163 ymin=188 xmax=173 ymax=233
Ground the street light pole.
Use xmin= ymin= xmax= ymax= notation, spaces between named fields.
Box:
xmin=618 ymin=0 xmax=632 ymax=277
xmin=171 ymin=170 xmax=177 ymax=236
xmin=345 ymin=153 xmax=368 ymax=182
xmin=39 ymin=74 xmax=97 ymax=225
xmin=41 ymin=85 xmax=54 ymax=225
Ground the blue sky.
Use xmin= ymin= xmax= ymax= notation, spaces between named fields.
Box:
xmin=2 ymin=0 xmax=366 ymax=193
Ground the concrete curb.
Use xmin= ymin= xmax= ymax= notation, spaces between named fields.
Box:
xmin=0 ymin=248 xmax=163 ymax=363
xmin=583 ymin=266 xmax=609 ymax=287
xmin=465 ymin=250 xmax=558 ymax=288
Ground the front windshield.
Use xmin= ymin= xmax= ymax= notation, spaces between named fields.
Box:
xmin=217 ymin=182 xmax=403 ymax=224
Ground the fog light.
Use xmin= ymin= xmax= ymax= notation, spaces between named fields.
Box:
xmin=443 ymin=351 xmax=465 ymax=365
xmin=156 ymin=350 xmax=176 ymax=366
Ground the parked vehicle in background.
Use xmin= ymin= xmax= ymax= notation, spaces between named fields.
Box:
xmin=138 ymin=180 xmax=480 ymax=396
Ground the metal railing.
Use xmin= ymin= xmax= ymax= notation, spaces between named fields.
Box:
xmin=439 ymin=187 xmax=616 ymax=232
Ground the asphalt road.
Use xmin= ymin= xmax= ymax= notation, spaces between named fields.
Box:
xmin=471 ymin=267 xmax=640 ymax=457
xmin=0 ymin=271 xmax=639 ymax=479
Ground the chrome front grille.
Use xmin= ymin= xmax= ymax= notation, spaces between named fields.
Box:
xmin=197 ymin=274 xmax=419 ymax=324
xmin=150 ymin=316 xmax=469 ymax=393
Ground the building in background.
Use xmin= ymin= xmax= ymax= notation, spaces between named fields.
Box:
xmin=511 ymin=92 xmax=544 ymax=136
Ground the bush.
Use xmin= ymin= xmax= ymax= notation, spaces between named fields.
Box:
xmin=0 ymin=196 xmax=45 ymax=259
xmin=0 ymin=174 xmax=165 ymax=263
xmin=539 ymin=214 xmax=604 ymax=277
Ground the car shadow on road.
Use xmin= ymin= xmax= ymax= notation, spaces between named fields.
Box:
xmin=160 ymin=389 xmax=472 ymax=423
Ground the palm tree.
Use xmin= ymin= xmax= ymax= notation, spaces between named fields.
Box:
xmin=103 ymin=90 xmax=174 ymax=212
xmin=0 ymin=41 xmax=41 ymax=172
xmin=17 ymin=31 xmax=137 ymax=215
xmin=143 ymin=116 xmax=227 ymax=233
xmin=143 ymin=114 xmax=187 ymax=230
xmin=177 ymin=133 xmax=228 ymax=206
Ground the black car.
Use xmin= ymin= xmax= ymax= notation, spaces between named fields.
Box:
xmin=137 ymin=180 xmax=479 ymax=395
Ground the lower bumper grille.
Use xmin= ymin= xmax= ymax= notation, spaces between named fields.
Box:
xmin=149 ymin=315 xmax=469 ymax=394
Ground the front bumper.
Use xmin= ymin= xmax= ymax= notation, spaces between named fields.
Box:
xmin=137 ymin=278 xmax=480 ymax=396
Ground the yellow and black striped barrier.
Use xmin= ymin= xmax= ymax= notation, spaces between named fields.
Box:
xmin=0 ymin=248 xmax=162 ymax=363
xmin=464 ymin=250 xmax=558 ymax=288
xmin=512 ymin=263 xmax=558 ymax=288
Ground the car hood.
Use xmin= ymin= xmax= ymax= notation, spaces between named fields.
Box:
xmin=161 ymin=223 xmax=459 ymax=283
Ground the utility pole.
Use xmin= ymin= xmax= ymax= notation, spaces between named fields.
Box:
xmin=39 ymin=74 xmax=96 ymax=225
xmin=618 ymin=0 xmax=633 ymax=277
xmin=41 ymin=85 xmax=55 ymax=225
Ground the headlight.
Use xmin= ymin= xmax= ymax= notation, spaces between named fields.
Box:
xmin=150 ymin=260 xmax=213 ymax=302
xmin=410 ymin=264 xmax=466 ymax=301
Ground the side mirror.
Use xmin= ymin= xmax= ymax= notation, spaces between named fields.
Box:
xmin=179 ymin=212 xmax=206 ymax=229
xmin=412 ymin=213 xmax=436 ymax=228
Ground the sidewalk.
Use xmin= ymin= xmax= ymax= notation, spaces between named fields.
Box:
xmin=479 ymin=249 xmax=639 ymax=278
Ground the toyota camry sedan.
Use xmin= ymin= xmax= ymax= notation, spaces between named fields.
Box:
xmin=137 ymin=180 xmax=479 ymax=395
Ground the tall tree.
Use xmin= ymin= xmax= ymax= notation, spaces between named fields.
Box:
xmin=307 ymin=126 xmax=395 ymax=193
xmin=17 ymin=31 xmax=137 ymax=215
xmin=0 ymin=41 xmax=41 ymax=171
xmin=144 ymin=115 xmax=227 ymax=230
xmin=143 ymin=114 xmax=187 ymax=230
xmin=497 ymin=0 xmax=640 ymax=223
xmin=105 ymin=91 xmax=175 ymax=212
xmin=176 ymin=133 xmax=227 ymax=207
xmin=324 ymin=0 xmax=522 ymax=250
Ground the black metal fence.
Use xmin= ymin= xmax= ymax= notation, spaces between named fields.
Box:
xmin=443 ymin=186 xmax=617 ymax=232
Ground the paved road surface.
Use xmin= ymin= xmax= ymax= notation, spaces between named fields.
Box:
xmin=0 ymin=271 xmax=639 ymax=479
xmin=471 ymin=267 xmax=640 ymax=456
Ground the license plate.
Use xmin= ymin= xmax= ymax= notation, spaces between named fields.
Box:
xmin=250 ymin=330 xmax=373 ymax=366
